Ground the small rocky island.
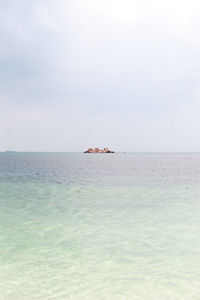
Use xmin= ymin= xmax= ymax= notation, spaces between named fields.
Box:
xmin=84 ymin=147 xmax=114 ymax=153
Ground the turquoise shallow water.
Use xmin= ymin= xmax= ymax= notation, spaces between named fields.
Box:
xmin=1 ymin=153 xmax=200 ymax=299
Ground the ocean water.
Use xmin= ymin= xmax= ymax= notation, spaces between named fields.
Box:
xmin=1 ymin=153 xmax=200 ymax=300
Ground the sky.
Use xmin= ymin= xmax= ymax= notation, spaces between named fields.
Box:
xmin=1 ymin=0 xmax=200 ymax=151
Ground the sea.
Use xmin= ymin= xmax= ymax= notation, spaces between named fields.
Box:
xmin=0 ymin=152 xmax=200 ymax=300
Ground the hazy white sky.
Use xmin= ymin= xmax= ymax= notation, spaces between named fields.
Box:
xmin=1 ymin=0 xmax=200 ymax=151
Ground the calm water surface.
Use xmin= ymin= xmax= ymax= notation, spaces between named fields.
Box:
xmin=0 ymin=153 xmax=200 ymax=300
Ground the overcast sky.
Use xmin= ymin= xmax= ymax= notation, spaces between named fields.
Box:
xmin=1 ymin=0 xmax=200 ymax=151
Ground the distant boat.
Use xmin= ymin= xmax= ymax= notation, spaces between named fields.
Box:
xmin=84 ymin=147 xmax=114 ymax=153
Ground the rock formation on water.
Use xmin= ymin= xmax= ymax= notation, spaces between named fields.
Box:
xmin=84 ymin=147 xmax=114 ymax=153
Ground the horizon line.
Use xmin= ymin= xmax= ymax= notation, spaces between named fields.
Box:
xmin=1 ymin=151 xmax=200 ymax=154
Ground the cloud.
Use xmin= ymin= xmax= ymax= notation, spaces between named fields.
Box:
xmin=33 ymin=4 xmax=60 ymax=30
xmin=1 ymin=0 xmax=200 ymax=151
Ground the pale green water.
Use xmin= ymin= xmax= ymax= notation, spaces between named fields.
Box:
xmin=1 ymin=153 xmax=200 ymax=299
